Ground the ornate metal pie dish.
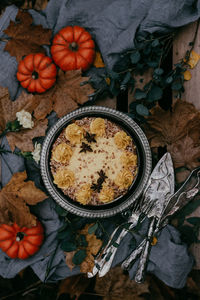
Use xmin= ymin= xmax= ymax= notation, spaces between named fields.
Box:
xmin=40 ymin=106 xmax=152 ymax=218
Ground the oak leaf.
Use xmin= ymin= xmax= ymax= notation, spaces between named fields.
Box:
xmin=3 ymin=10 xmax=52 ymax=62
xmin=95 ymin=266 xmax=150 ymax=300
xmin=0 ymin=86 xmax=48 ymax=151
xmin=167 ymin=136 xmax=200 ymax=170
xmin=145 ymin=100 xmax=200 ymax=182
xmin=34 ymin=69 xmax=95 ymax=119
xmin=145 ymin=100 xmax=198 ymax=148
xmin=0 ymin=171 xmax=47 ymax=227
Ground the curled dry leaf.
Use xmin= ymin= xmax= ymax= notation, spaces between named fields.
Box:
xmin=57 ymin=274 xmax=91 ymax=300
xmin=79 ymin=224 xmax=102 ymax=273
xmin=3 ymin=10 xmax=52 ymax=62
xmin=144 ymin=100 xmax=200 ymax=181
xmin=0 ymin=86 xmax=47 ymax=151
xmin=0 ymin=171 xmax=47 ymax=227
xmin=33 ymin=69 xmax=95 ymax=119
xmin=95 ymin=266 xmax=150 ymax=300
xmin=64 ymin=224 xmax=102 ymax=273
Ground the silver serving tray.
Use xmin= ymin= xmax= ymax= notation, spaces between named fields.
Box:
xmin=40 ymin=106 xmax=152 ymax=218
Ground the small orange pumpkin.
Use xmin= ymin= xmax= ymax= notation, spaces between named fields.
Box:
xmin=0 ymin=221 xmax=44 ymax=259
xmin=17 ymin=53 xmax=57 ymax=93
xmin=51 ymin=26 xmax=95 ymax=71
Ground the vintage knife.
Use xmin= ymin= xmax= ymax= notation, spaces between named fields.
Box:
xmin=122 ymin=167 xmax=200 ymax=280
xmin=88 ymin=152 xmax=174 ymax=278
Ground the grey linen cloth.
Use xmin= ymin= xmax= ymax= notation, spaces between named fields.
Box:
xmin=0 ymin=0 xmax=198 ymax=288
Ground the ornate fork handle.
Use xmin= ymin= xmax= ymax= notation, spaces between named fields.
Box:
xmin=97 ymin=218 xmax=139 ymax=277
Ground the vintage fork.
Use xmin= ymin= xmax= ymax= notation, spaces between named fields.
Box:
xmin=87 ymin=196 xmax=154 ymax=278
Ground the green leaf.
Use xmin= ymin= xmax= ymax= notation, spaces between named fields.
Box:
xmin=121 ymin=72 xmax=132 ymax=86
xmin=130 ymin=51 xmax=141 ymax=64
xmin=88 ymin=223 xmax=98 ymax=234
xmin=134 ymin=89 xmax=146 ymax=100
xmin=57 ymin=228 xmax=74 ymax=240
xmin=60 ymin=240 xmax=77 ymax=252
xmin=112 ymin=242 xmax=119 ymax=248
xmin=147 ymin=85 xmax=163 ymax=102
xmin=176 ymin=198 xmax=200 ymax=225
xmin=77 ymin=234 xmax=88 ymax=247
xmin=72 ymin=249 xmax=87 ymax=265
xmin=105 ymin=252 xmax=112 ymax=262
xmin=187 ymin=217 xmax=200 ymax=226
xmin=55 ymin=205 xmax=68 ymax=217
xmin=154 ymin=68 xmax=164 ymax=76
xmin=151 ymin=39 xmax=159 ymax=47
xmin=136 ymin=104 xmax=149 ymax=116
xmin=171 ymin=82 xmax=182 ymax=90
xmin=166 ymin=76 xmax=173 ymax=84
xmin=147 ymin=61 xmax=158 ymax=68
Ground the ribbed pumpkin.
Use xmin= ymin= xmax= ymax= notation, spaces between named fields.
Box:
xmin=17 ymin=53 xmax=57 ymax=93
xmin=0 ymin=221 xmax=44 ymax=259
xmin=51 ymin=26 xmax=95 ymax=71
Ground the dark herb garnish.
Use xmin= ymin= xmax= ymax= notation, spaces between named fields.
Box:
xmin=85 ymin=132 xmax=96 ymax=143
xmin=79 ymin=142 xmax=93 ymax=153
xmin=91 ymin=170 xmax=108 ymax=193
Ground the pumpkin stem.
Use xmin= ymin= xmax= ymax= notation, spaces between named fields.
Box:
xmin=69 ymin=42 xmax=78 ymax=51
xmin=32 ymin=71 xmax=39 ymax=79
xmin=16 ymin=232 xmax=25 ymax=241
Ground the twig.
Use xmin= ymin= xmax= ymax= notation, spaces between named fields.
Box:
xmin=1 ymin=280 xmax=42 ymax=300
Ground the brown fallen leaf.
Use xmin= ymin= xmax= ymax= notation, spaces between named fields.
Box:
xmin=144 ymin=99 xmax=200 ymax=182
xmin=79 ymin=224 xmax=102 ymax=273
xmin=0 ymin=87 xmax=48 ymax=151
xmin=0 ymin=171 xmax=47 ymax=227
xmin=145 ymin=100 xmax=198 ymax=148
xmin=34 ymin=70 xmax=95 ymax=119
xmin=167 ymin=136 xmax=200 ymax=170
xmin=93 ymin=51 xmax=105 ymax=68
xmin=57 ymin=274 xmax=91 ymax=300
xmin=65 ymin=224 xmax=102 ymax=273
xmin=3 ymin=10 xmax=52 ymax=62
xmin=95 ymin=266 xmax=150 ymax=300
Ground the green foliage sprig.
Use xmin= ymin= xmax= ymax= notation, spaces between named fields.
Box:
xmin=105 ymin=21 xmax=199 ymax=122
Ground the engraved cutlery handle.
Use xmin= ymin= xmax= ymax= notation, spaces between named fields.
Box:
xmin=134 ymin=217 xmax=156 ymax=283
xmin=121 ymin=238 xmax=146 ymax=270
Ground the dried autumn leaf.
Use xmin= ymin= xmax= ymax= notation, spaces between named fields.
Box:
xmin=57 ymin=274 xmax=91 ymax=300
xmin=93 ymin=51 xmax=105 ymax=68
xmin=0 ymin=87 xmax=48 ymax=151
xmin=185 ymin=50 xmax=200 ymax=69
xmin=145 ymin=100 xmax=200 ymax=182
xmin=144 ymin=100 xmax=198 ymax=148
xmin=184 ymin=70 xmax=192 ymax=81
xmin=3 ymin=10 xmax=52 ymax=62
xmin=167 ymin=136 xmax=200 ymax=170
xmin=34 ymin=70 xmax=95 ymax=119
xmin=0 ymin=171 xmax=47 ymax=227
xmin=64 ymin=224 xmax=102 ymax=273
xmin=95 ymin=266 xmax=150 ymax=300
xmin=79 ymin=224 xmax=102 ymax=273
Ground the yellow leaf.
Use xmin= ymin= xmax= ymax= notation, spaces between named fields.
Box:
xmin=185 ymin=50 xmax=200 ymax=69
xmin=105 ymin=77 xmax=111 ymax=85
xmin=93 ymin=51 xmax=105 ymax=68
xmin=184 ymin=70 xmax=192 ymax=81
xmin=151 ymin=236 xmax=158 ymax=246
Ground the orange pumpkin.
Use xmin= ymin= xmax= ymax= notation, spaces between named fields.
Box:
xmin=51 ymin=26 xmax=95 ymax=71
xmin=0 ymin=221 xmax=44 ymax=259
xmin=17 ymin=53 xmax=57 ymax=93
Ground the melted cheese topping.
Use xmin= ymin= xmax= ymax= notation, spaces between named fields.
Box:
xmin=67 ymin=137 xmax=124 ymax=185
